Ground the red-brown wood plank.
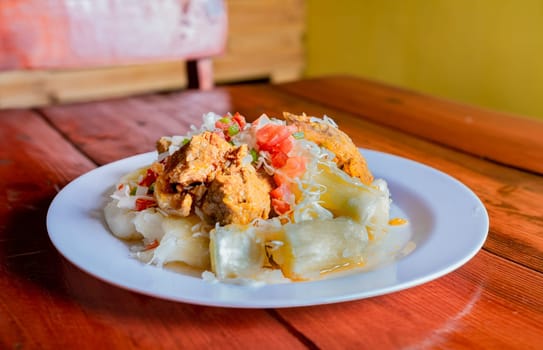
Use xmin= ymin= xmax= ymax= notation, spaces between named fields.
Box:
xmin=38 ymin=90 xmax=234 ymax=165
xmin=277 ymin=76 xmax=543 ymax=175
xmin=0 ymin=109 xmax=305 ymax=349
xmin=36 ymin=83 xmax=543 ymax=348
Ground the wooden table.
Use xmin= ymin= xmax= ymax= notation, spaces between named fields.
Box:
xmin=1 ymin=76 xmax=542 ymax=349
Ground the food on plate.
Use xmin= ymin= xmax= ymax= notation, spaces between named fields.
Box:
xmin=104 ymin=112 xmax=394 ymax=284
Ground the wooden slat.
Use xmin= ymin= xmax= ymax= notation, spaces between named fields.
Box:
xmin=214 ymin=48 xmax=304 ymax=83
xmin=227 ymin=0 xmax=304 ymax=30
xmin=0 ymin=71 xmax=51 ymax=108
xmin=277 ymin=76 xmax=543 ymax=175
xmin=225 ymin=24 xmax=304 ymax=54
xmin=0 ymin=62 xmax=188 ymax=109
xmin=49 ymin=62 xmax=188 ymax=104
xmin=0 ymin=109 xmax=305 ymax=349
xmin=223 ymin=0 xmax=305 ymax=84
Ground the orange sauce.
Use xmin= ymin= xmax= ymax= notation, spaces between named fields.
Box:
xmin=367 ymin=227 xmax=375 ymax=241
xmin=320 ymin=260 xmax=365 ymax=277
xmin=389 ymin=217 xmax=408 ymax=226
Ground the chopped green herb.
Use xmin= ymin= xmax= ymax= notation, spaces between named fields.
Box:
xmin=219 ymin=117 xmax=231 ymax=123
xmin=292 ymin=131 xmax=305 ymax=139
xmin=250 ymin=148 xmax=259 ymax=163
xmin=149 ymin=183 xmax=155 ymax=194
xmin=182 ymin=138 xmax=190 ymax=146
xmin=130 ymin=186 xmax=137 ymax=196
xmin=228 ymin=123 xmax=240 ymax=136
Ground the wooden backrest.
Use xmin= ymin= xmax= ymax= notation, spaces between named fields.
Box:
xmin=0 ymin=0 xmax=228 ymax=90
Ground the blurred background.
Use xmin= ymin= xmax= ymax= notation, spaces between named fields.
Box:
xmin=306 ymin=1 xmax=543 ymax=121
xmin=1 ymin=0 xmax=542 ymax=120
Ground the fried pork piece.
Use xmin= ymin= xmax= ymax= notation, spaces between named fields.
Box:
xmin=154 ymin=131 xmax=271 ymax=225
xmin=283 ymin=112 xmax=373 ymax=185
xmin=166 ymin=131 xmax=232 ymax=186
xmin=202 ymin=145 xmax=272 ymax=225
xmin=156 ymin=137 xmax=171 ymax=154
xmin=154 ymin=132 xmax=233 ymax=216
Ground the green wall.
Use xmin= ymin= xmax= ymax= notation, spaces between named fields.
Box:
xmin=305 ymin=0 xmax=543 ymax=120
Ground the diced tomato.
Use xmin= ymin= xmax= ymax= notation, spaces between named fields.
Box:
xmin=215 ymin=119 xmax=230 ymax=131
xmin=232 ymin=112 xmax=246 ymax=129
xmin=138 ymin=168 xmax=158 ymax=187
xmin=256 ymin=124 xmax=290 ymax=153
xmin=143 ymin=239 xmax=159 ymax=251
xmin=284 ymin=156 xmax=306 ymax=177
xmin=270 ymin=183 xmax=293 ymax=215
xmin=255 ymin=124 xmax=296 ymax=154
xmin=271 ymin=151 xmax=289 ymax=168
xmin=215 ymin=113 xmax=247 ymax=141
xmin=254 ymin=122 xmax=309 ymax=214
xmin=271 ymin=198 xmax=290 ymax=215
xmin=215 ymin=118 xmax=231 ymax=139
xmin=274 ymin=156 xmax=306 ymax=185
xmin=270 ymin=183 xmax=290 ymax=199
xmin=135 ymin=198 xmax=157 ymax=211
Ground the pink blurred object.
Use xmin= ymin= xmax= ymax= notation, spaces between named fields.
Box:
xmin=0 ymin=0 xmax=227 ymax=88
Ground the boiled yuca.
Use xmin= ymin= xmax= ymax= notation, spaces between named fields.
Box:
xmin=272 ymin=218 xmax=368 ymax=280
xmin=210 ymin=224 xmax=268 ymax=280
xmin=105 ymin=197 xmax=210 ymax=269
xmin=104 ymin=200 xmax=139 ymax=240
xmin=209 ymin=217 xmax=368 ymax=281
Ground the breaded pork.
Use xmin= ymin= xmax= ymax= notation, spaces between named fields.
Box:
xmin=283 ymin=112 xmax=373 ymax=185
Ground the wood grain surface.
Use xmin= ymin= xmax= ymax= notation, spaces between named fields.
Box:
xmin=1 ymin=76 xmax=542 ymax=349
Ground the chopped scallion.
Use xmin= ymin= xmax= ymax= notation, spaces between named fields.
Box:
xmin=250 ymin=148 xmax=259 ymax=163
xmin=292 ymin=131 xmax=305 ymax=139
xmin=228 ymin=124 xmax=240 ymax=136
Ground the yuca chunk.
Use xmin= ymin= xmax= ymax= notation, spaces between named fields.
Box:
xmin=104 ymin=200 xmax=140 ymax=240
xmin=209 ymin=218 xmax=368 ymax=281
xmin=284 ymin=112 xmax=373 ymax=185
xmin=210 ymin=224 xmax=267 ymax=280
xmin=271 ymin=218 xmax=368 ymax=280
xmin=131 ymin=211 xmax=210 ymax=270
xmin=312 ymin=162 xmax=390 ymax=227
xmin=151 ymin=215 xmax=210 ymax=270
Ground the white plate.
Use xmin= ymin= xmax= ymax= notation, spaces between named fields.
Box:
xmin=47 ymin=150 xmax=489 ymax=308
